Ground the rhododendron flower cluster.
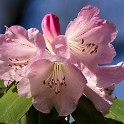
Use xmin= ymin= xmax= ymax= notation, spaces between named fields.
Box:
xmin=0 ymin=5 xmax=124 ymax=116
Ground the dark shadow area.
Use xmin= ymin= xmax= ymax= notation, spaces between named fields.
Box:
xmin=0 ymin=0 xmax=29 ymax=33
xmin=106 ymin=118 xmax=124 ymax=124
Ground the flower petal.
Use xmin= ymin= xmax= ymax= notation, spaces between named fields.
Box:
xmin=17 ymin=77 xmax=32 ymax=98
xmin=53 ymin=62 xmax=86 ymax=116
xmin=52 ymin=35 xmax=70 ymax=59
xmin=84 ymin=83 xmax=112 ymax=115
xmin=65 ymin=5 xmax=117 ymax=65
xmin=0 ymin=26 xmax=36 ymax=60
xmin=65 ymin=5 xmax=100 ymax=38
xmin=81 ymin=62 xmax=124 ymax=88
xmin=22 ymin=56 xmax=86 ymax=116
xmin=26 ymin=59 xmax=56 ymax=113
xmin=27 ymin=28 xmax=46 ymax=53
xmin=96 ymin=62 xmax=124 ymax=88
xmin=0 ymin=26 xmax=45 ymax=86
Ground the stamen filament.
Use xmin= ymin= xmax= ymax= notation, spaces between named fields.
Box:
xmin=43 ymin=62 xmax=66 ymax=94
xmin=69 ymin=39 xmax=98 ymax=55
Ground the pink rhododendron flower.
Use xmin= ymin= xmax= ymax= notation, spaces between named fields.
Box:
xmin=65 ymin=5 xmax=117 ymax=65
xmin=17 ymin=14 xmax=86 ymax=116
xmin=18 ymin=54 xmax=87 ymax=116
xmin=0 ymin=26 xmax=45 ymax=86
xmin=42 ymin=5 xmax=117 ymax=66
xmin=41 ymin=5 xmax=124 ymax=115
xmin=81 ymin=62 xmax=124 ymax=114
xmin=0 ymin=4 xmax=124 ymax=117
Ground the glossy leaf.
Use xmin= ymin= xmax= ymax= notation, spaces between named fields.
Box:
xmin=0 ymin=80 xmax=6 ymax=98
xmin=0 ymin=84 xmax=32 ymax=124
xmin=72 ymin=95 xmax=108 ymax=124
xmin=0 ymin=80 xmax=4 ymax=88
xmin=106 ymin=98 xmax=124 ymax=123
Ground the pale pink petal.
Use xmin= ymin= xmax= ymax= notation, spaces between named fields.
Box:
xmin=77 ymin=5 xmax=99 ymax=17
xmin=84 ymin=83 xmax=112 ymax=115
xmin=0 ymin=26 xmax=45 ymax=86
xmin=26 ymin=59 xmax=56 ymax=113
xmin=65 ymin=5 xmax=117 ymax=65
xmin=81 ymin=62 xmax=124 ymax=88
xmin=0 ymin=60 xmax=27 ymax=86
xmin=53 ymin=63 xmax=86 ymax=116
xmin=17 ymin=77 xmax=32 ymax=98
xmin=18 ymin=59 xmax=55 ymax=112
xmin=52 ymin=35 xmax=70 ymax=59
xmin=82 ymin=21 xmax=117 ymax=44
xmin=65 ymin=5 xmax=100 ymax=38
xmin=0 ymin=60 xmax=15 ymax=86
xmin=95 ymin=62 xmax=124 ymax=88
xmin=27 ymin=28 xmax=46 ymax=53
xmin=23 ymin=56 xmax=86 ymax=115
xmin=0 ymin=26 xmax=36 ymax=60
xmin=82 ymin=62 xmax=115 ymax=114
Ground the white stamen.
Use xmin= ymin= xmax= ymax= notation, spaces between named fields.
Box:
xmin=43 ymin=62 xmax=66 ymax=94
xmin=69 ymin=39 xmax=98 ymax=55
xmin=8 ymin=58 xmax=29 ymax=71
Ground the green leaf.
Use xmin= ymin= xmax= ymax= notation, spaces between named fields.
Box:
xmin=20 ymin=114 xmax=28 ymax=124
xmin=0 ymin=80 xmax=4 ymax=88
xmin=0 ymin=84 xmax=32 ymax=124
xmin=106 ymin=98 xmax=124 ymax=123
xmin=72 ymin=95 xmax=108 ymax=124
xmin=0 ymin=80 xmax=6 ymax=98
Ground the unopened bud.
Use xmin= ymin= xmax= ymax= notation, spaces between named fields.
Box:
xmin=42 ymin=14 xmax=60 ymax=42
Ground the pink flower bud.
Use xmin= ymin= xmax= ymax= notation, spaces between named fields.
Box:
xmin=42 ymin=14 xmax=60 ymax=42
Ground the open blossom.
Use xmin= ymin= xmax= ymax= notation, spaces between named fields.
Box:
xmin=17 ymin=14 xmax=86 ymax=116
xmin=81 ymin=62 xmax=124 ymax=114
xmin=0 ymin=4 xmax=123 ymax=117
xmin=41 ymin=6 xmax=124 ymax=115
xmin=18 ymin=54 xmax=87 ymax=116
xmin=0 ymin=26 xmax=45 ymax=86
xmin=42 ymin=5 xmax=117 ymax=66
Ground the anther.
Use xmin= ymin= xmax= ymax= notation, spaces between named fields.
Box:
xmin=87 ymin=43 xmax=91 ymax=47
xmin=19 ymin=65 xmax=23 ymax=68
xmin=8 ymin=64 xmax=12 ymax=67
xmin=82 ymin=39 xmax=84 ymax=44
xmin=43 ymin=80 xmax=45 ymax=84
xmin=82 ymin=49 xmax=85 ymax=52
xmin=15 ymin=59 xmax=19 ymax=61
xmin=9 ymin=58 xmax=12 ymax=61
xmin=43 ymin=62 xmax=66 ymax=94
xmin=90 ymin=51 xmax=94 ymax=54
